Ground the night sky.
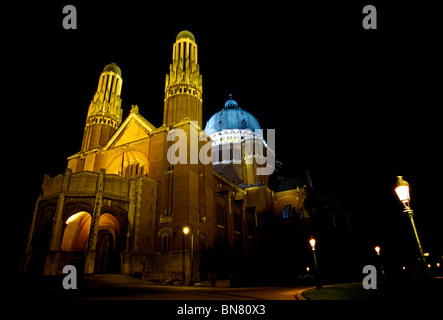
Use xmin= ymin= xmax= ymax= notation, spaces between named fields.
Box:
xmin=8 ymin=2 xmax=442 ymax=273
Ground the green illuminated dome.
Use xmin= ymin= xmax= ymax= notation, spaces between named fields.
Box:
xmin=176 ymin=30 xmax=196 ymax=42
xmin=103 ymin=63 xmax=122 ymax=76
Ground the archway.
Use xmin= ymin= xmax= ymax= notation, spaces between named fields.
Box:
xmin=59 ymin=211 xmax=122 ymax=273
xmin=26 ymin=209 xmax=54 ymax=275
xmin=95 ymin=230 xmax=114 ymax=273
xmin=59 ymin=211 xmax=91 ymax=272
xmin=95 ymin=213 xmax=121 ymax=273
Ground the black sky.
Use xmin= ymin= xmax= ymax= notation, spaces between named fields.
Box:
xmin=7 ymin=1 xmax=442 ymax=271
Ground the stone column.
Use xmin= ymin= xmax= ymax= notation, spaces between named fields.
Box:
xmin=19 ymin=194 xmax=41 ymax=274
xmin=121 ymin=178 xmax=136 ymax=274
xmin=84 ymin=169 xmax=105 ymax=274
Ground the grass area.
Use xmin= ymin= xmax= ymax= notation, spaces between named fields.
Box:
xmin=302 ymin=282 xmax=385 ymax=300
xmin=302 ymin=278 xmax=443 ymax=300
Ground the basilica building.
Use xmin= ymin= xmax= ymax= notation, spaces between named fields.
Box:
xmin=21 ymin=31 xmax=348 ymax=284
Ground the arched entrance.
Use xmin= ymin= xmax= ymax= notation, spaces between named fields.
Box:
xmin=59 ymin=211 xmax=91 ymax=273
xmin=59 ymin=211 xmax=122 ymax=274
xmin=95 ymin=213 xmax=121 ymax=273
xmin=95 ymin=230 xmax=115 ymax=273
xmin=26 ymin=209 xmax=54 ymax=275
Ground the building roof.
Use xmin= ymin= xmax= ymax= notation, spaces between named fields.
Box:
xmin=314 ymin=191 xmax=337 ymax=205
xmin=103 ymin=63 xmax=122 ymax=76
xmin=176 ymin=30 xmax=195 ymax=42
xmin=276 ymin=176 xmax=307 ymax=192
xmin=204 ymin=96 xmax=261 ymax=135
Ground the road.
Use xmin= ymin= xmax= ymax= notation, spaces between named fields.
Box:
xmin=60 ymin=274 xmax=312 ymax=300
xmin=81 ymin=285 xmax=309 ymax=300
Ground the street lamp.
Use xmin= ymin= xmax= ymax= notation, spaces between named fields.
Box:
xmin=374 ymin=246 xmax=380 ymax=255
xmin=309 ymin=238 xmax=316 ymax=250
xmin=374 ymin=246 xmax=385 ymax=279
xmin=395 ymin=176 xmax=429 ymax=276
xmin=309 ymin=237 xmax=322 ymax=288
xmin=395 ymin=176 xmax=410 ymax=204
xmin=182 ymin=225 xmax=194 ymax=285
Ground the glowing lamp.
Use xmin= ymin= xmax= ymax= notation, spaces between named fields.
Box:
xmin=309 ymin=237 xmax=316 ymax=250
xmin=375 ymin=246 xmax=380 ymax=255
xmin=183 ymin=226 xmax=190 ymax=235
xmin=395 ymin=176 xmax=410 ymax=204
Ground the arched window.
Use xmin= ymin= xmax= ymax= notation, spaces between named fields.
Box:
xmin=234 ymin=210 xmax=242 ymax=233
xmin=216 ymin=202 xmax=226 ymax=228
xmin=282 ymin=204 xmax=293 ymax=219
xmin=161 ymin=233 xmax=170 ymax=253
xmin=124 ymin=161 xmax=145 ymax=178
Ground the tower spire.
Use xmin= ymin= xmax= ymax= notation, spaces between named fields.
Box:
xmin=81 ymin=63 xmax=123 ymax=151
xmin=163 ymin=30 xmax=202 ymax=128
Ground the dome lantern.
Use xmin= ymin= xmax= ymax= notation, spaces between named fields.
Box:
xmin=224 ymin=94 xmax=239 ymax=109
xmin=176 ymin=30 xmax=196 ymax=42
xmin=103 ymin=62 xmax=122 ymax=77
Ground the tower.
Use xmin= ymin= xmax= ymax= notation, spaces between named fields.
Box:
xmin=81 ymin=63 xmax=123 ymax=151
xmin=164 ymin=30 xmax=203 ymax=128
xmin=147 ymin=31 xmax=213 ymax=283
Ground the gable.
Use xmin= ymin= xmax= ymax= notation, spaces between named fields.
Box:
xmin=113 ymin=118 xmax=149 ymax=147
xmin=106 ymin=110 xmax=156 ymax=149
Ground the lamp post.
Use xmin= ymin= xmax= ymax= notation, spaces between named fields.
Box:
xmin=395 ymin=176 xmax=429 ymax=276
xmin=183 ymin=225 xmax=194 ymax=285
xmin=309 ymin=237 xmax=322 ymax=288
xmin=374 ymin=246 xmax=385 ymax=280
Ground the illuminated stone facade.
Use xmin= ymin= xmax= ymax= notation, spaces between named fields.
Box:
xmin=21 ymin=31 xmax=316 ymax=284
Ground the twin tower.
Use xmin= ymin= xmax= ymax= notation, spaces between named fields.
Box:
xmin=81 ymin=30 xmax=202 ymax=153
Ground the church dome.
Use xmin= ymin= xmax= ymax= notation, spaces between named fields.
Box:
xmin=176 ymin=30 xmax=195 ymax=42
xmin=103 ymin=63 xmax=122 ymax=76
xmin=204 ymin=96 xmax=261 ymax=135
